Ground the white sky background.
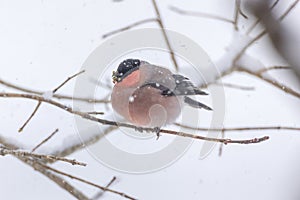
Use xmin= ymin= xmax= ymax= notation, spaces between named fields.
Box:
xmin=1 ymin=0 xmax=300 ymax=200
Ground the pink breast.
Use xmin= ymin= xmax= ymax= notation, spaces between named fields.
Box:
xmin=128 ymin=86 xmax=181 ymax=127
xmin=117 ymin=70 xmax=140 ymax=87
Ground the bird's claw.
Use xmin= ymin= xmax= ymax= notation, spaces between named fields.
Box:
xmin=154 ymin=127 xmax=161 ymax=140
xmin=135 ymin=126 xmax=143 ymax=133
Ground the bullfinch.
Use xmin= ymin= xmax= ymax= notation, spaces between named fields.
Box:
xmin=111 ymin=59 xmax=212 ymax=128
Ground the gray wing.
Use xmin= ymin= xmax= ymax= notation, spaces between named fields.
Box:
xmin=161 ymin=74 xmax=208 ymax=96
xmin=140 ymin=74 xmax=212 ymax=111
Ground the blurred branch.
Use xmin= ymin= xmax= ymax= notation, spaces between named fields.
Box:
xmin=0 ymin=136 xmax=89 ymax=199
xmin=248 ymin=0 xmax=300 ymax=78
xmin=39 ymin=162 xmax=137 ymax=200
xmin=234 ymin=0 xmax=240 ymax=30
xmin=237 ymin=0 xmax=248 ymax=19
xmin=246 ymin=0 xmax=280 ymax=34
xmin=92 ymin=176 xmax=117 ymax=200
xmin=169 ymin=5 xmax=234 ymax=24
xmin=278 ymin=0 xmax=299 ymax=20
xmin=0 ymin=92 xmax=269 ymax=144
xmin=234 ymin=0 xmax=299 ymax=64
xmin=102 ymin=18 xmax=158 ymax=39
xmin=52 ymin=126 xmax=117 ymax=159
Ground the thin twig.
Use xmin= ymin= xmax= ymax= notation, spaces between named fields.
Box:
xmin=52 ymin=70 xmax=85 ymax=93
xmin=169 ymin=5 xmax=234 ymax=24
xmin=102 ymin=18 xmax=158 ymax=39
xmin=53 ymin=126 xmax=117 ymax=159
xmin=237 ymin=67 xmax=300 ymax=99
xmin=233 ymin=30 xmax=267 ymax=64
xmin=233 ymin=0 xmax=240 ymax=30
xmin=39 ymin=163 xmax=137 ymax=200
xmin=237 ymin=0 xmax=248 ymax=19
xmin=18 ymin=101 xmax=41 ymax=132
xmin=278 ymin=0 xmax=299 ymax=21
xmin=257 ymin=66 xmax=291 ymax=74
xmin=0 ymin=92 xmax=269 ymax=144
xmin=0 ymin=147 xmax=86 ymax=166
xmin=92 ymin=176 xmax=117 ymax=200
xmin=31 ymin=129 xmax=59 ymax=153
xmin=18 ymin=70 xmax=86 ymax=133
xmin=152 ymin=0 xmax=179 ymax=71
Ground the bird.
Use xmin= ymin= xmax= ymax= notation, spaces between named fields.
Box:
xmin=111 ymin=59 xmax=212 ymax=128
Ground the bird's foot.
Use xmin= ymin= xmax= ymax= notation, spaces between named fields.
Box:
xmin=134 ymin=126 xmax=143 ymax=133
xmin=154 ymin=127 xmax=161 ymax=140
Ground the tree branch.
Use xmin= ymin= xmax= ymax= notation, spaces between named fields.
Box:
xmin=38 ymin=162 xmax=137 ymax=200
xmin=176 ymin=122 xmax=300 ymax=132
xmin=0 ymin=78 xmax=109 ymax=103
xmin=0 ymin=136 xmax=89 ymax=200
xmin=0 ymin=92 xmax=269 ymax=145
xmin=237 ymin=67 xmax=300 ymax=99
xmin=92 ymin=176 xmax=117 ymax=200
xmin=152 ymin=0 xmax=179 ymax=71
xmin=0 ymin=146 xmax=87 ymax=166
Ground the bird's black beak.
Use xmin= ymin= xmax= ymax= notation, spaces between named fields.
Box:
xmin=112 ymin=71 xmax=121 ymax=84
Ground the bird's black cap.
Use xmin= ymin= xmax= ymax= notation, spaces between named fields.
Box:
xmin=112 ymin=59 xmax=141 ymax=83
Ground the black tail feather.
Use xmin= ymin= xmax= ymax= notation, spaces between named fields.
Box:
xmin=193 ymin=88 xmax=208 ymax=95
xmin=184 ymin=96 xmax=212 ymax=111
